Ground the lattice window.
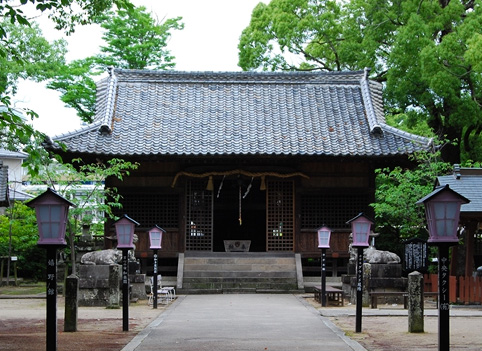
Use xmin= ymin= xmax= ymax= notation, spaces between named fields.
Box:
xmin=300 ymin=192 xmax=370 ymax=229
xmin=186 ymin=180 xmax=213 ymax=251
xmin=267 ymin=180 xmax=294 ymax=251
xmin=114 ymin=192 xmax=179 ymax=228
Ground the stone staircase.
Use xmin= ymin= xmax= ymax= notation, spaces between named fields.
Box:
xmin=178 ymin=252 xmax=303 ymax=294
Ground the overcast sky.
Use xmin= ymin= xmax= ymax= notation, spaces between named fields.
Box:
xmin=14 ymin=0 xmax=268 ymax=136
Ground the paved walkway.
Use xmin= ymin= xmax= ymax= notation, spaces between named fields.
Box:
xmin=122 ymin=294 xmax=366 ymax=351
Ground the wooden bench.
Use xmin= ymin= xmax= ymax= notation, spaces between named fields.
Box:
xmin=369 ymin=291 xmax=439 ymax=309
xmin=313 ymin=285 xmax=344 ymax=306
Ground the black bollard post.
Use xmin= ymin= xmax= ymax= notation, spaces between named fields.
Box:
xmin=153 ymin=250 xmax=158 ymax=309
xmin=438 ymin=244 xmax=450 ymax=351
xmin=122 ymin=248 xmax=129 ymax=332
xmin=46 ymin=247 xmax=58 ymax=351
xmin=321 ymin=248 xmax=327 ymax=307
xmin=355 ymin=247 xmax=364 ymax=333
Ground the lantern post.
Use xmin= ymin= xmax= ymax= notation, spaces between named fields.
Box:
xmin=27 ymin=188 xmax=75 ymax=351
xmin=148 ymin=225 xmax=165 ymax=309
xmin=114 ymin=214 xmax=139 ymax=332
xmin=317 ymin=226 xmax=331 ymax=307
xmin=347 ymin=213 xmax=373 ymax=333
xmin=416 ymin=184 xmax=469 ymax=351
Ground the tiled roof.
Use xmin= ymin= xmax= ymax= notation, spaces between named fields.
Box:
xmin=0 ymin=149 xmax=28 ymax=159
xmin=51 ymin=68 xmax=432 ymax=157
xmin=438 ymin=168 xmax=482 ymax=214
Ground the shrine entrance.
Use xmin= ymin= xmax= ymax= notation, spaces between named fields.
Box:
xmin=213 ymin=178 xmax=266 ymax=252
xmin=185 ymin=178 xmax=295 ymax=252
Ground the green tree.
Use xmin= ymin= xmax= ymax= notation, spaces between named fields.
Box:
xmin=45 ymin=57 xmax=100 ymax=123
xmin=385 ymin=0 xmax=482 ymax=164
xmin=0 ymin=20 xmax=67 ymax=95
xmin=371 ymin=151 xmax=452 ymax=255
xmin=26 ymin=152 xmax=139 ymax=275
xmin=0 ymin=19 xmax=66 ymax=160
xmin=238 ymin=0 xmax=482 ymax=164
xmin=0 ymin=202 xmax=46 ymax=281
xmin=0 ymin=0 xmax=133 ymax=156
xmin=47 ymin=5 xmax=183 ymax=123
xmin=238 ymin=0 xmax=350 ymax=73
xmin=0 ymin=0 xmax=133 ymax=41
xmin=96 ymin=6 xmax=183 ymax=70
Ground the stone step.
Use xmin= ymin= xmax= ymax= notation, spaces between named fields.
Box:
xmin=184 ymin=271 xmax=296 ymax=278
xmin=181 ymin=252 xmax=300 ymax=293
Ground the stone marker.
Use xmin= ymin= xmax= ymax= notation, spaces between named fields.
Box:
xmin=108 ymin=264 xmax=121 ymax=307
xmin=408 ymin=271 xmax=424 ymax=333
xmin=64 ymin=274 xmax=79 ymax=332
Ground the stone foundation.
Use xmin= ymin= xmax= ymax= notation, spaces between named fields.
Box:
xmin=78 ymin=264 xmax=147 ymax=306
xmin=343 ymin=263 xmax=407 ymax=306
xmin=79 ymin=265 xmax=121 ymax=307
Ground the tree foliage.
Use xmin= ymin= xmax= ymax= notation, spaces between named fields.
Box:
xmin=0 ymin=19 xmax=66 ymax=154
xmin=45 ymin=57 xmax=100 ymax=122
xmin=0 ymin=0 xmax=133 ymax=154
xmin=0 ymin=0 xmax=133 ymax=41
xmin=0 ymin=19 xmax=67 ymax=95
xmin=47 ymin=5 xmax=183 ymax=123
xmin=0 ymin=202 xmax=46 ymax=281
xmin=239 ymin=0 xmax=482 ymax=164
xmin=25 ymin=150 xmax=139 ymax=274
xmin=96 ymin=6 xmax=183 ymax=70
xmin=370 ymin=149 xmax=452 ymax=255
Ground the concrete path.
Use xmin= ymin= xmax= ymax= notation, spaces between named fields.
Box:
xmin=123 ymin=294 xmax=366 ymax=351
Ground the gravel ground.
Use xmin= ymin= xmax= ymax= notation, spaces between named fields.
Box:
xmin=1 ymin=296 xmax=481 ymax=351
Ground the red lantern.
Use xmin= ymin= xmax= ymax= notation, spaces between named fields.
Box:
xmin=347 ymin=213 xmax=373 ymax=248
xmin=27 ymin=188 xmax=75 ymax=246
xmin=317 ymin=226 xmax=331 ymax=249
xmin=416 ymin=184 xmax=469 ymax=244
xmin=114 ymin=215 xmax=139 ymax=249
xmin=148 ymin=225 xmax=165 ymax=250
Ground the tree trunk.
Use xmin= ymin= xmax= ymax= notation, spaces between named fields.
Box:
xmin=439 ymin=125 xmax=461 ymax=165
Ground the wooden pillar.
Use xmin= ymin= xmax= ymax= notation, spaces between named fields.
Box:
xmin=465 ymin=221 xmax=477 ymax=277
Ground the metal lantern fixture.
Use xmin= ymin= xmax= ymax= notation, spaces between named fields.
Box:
xmin=149 ymin=225 xmax=165 ymax=250
xmin=27 ymin=188 xmax=75 ymax=351
xmin=317 ymin=226 xmax=332 ymax=249
xmin=416 ymin=184 xmax=469 ymax=244
xmin=347 ymin=213 xmax=373 ymax=248
xmin=317 ymin=225 xmax=331 ymax=307
xmin=416 ymin=184 xmax=469 ymax=351
xmin=347 ymin=212 xmax=374 ymax=333
xmin=149 ymin=225 xmax=165 ymax=309
xmin=114 ymin=214 xmax=139 ymax=249
xmin=114 ymin=214 xmax=139 ymax=332
xmin=27 ymin=188 xmax=75 ymax=246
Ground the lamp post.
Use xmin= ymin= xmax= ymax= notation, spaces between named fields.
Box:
xmin=27 ymin=188 xmax=75 ymax=351
xmin=148 ymin=225 xmax=165 ymax=309
xmin=416 ymin=184 xmax=469 ymax=351
xmin=114 ymin=214 xmax=139 ymax=332
xmin=317 ymin=226 xmax=331 ymax=307
xmin=347 ymin=213 xmax=373 ymax=333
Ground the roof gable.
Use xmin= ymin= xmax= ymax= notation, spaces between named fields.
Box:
xmin=52 ymin=68 xmax=432 ymax=158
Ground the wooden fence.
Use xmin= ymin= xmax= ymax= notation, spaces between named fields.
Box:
xmin=424 ymin=274 xmax=482 ymax=304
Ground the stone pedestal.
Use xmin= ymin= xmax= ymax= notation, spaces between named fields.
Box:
xmin=78 ymin=264 xmax=147 ymax=306
xmin=78 ymin=265 xmax=121 ymax=307
xmin=129 ymin=273 xmax=147 ymax=300
xmin=344 ymin=263 xmax=407 ymax=306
